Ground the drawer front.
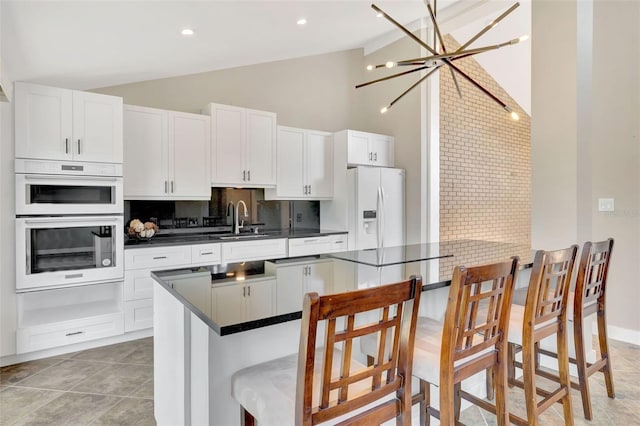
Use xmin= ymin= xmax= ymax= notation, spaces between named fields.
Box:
xmin=124 ymin=269 xmax=155 ymax=301
xmin=328 ymin=234 xmax=348 ymax=252
xmin=191 ymin=243 xmax=222 ymax=266
xmin=124 ymin=299 xmax=153 ymax=332
xmin=16 ymin=313 xmax=124 ymax=354
xmin=222 ymin=238 xmax=287 ymax=263
xmin=288 ymin=237 xmax=331 ymax=257
xmin=125 ymin=245 xmax=191 ymax=270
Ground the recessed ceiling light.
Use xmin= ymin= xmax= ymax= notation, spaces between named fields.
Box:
xmin=297 ymin=18 xmax=307 ymax=26
xmin=181 ymin=28 xmax=194 ymax=36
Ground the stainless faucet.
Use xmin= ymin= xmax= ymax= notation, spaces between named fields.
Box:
xmin=234 ymin=200 xmax=248 ymax=234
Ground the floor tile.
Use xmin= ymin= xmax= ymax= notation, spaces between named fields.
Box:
xmin=91 ymin=397 xmax=156 ymax=426
xmin=0 ymin=358 xmax=62 ymax=385
xmin=0 ymin=386 xmax=64 ymax=425
xmin=11 ymin=392 xmax=121 ymax=426
xmin=17 ymin=359 xmax=108 ymax=391
xmin=130 ymin=378 xmax=154 ymax=399
xmin=71 ymin=363 xmax=153 ymax=397
xmin=71 ymin=340 xmax=142 ymax=363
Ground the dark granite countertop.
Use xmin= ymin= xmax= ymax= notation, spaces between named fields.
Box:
xmin=151 ymin=240 xmax=534 ymax=336
xmin=125 ymin=228 xmax=347 ymax=248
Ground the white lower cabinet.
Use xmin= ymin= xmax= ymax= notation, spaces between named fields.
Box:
xmin=210 ymin=277 xmax=276 ymax=325
xmin=267 ymin=259 xmax=334 ymax=315
xmin=124 ymin=299 xmax=154 ymax=332
xmin=16 ymin=281 xmax=124 ymax=354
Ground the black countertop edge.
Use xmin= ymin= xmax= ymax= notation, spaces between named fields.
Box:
xmin=125 ymin=228 xmax=348 ymax=249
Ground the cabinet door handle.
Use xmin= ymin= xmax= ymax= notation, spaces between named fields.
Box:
xmin=171 ymin=181 xmax=174 ymax=193
xmin=248 ymin=170 xmax=251 ymax=181
xmin=78 ymin=139 xmax=81 ymax=155
xmin=65 ymin=138 xmax=69 ymax=154
xmin=334 ymin=240 xmax=344 ymax=244
xmin=201 ymin=251 xmax=213 ymax=256
xmin=243 ymin=286 xmax=246 ymax=297
xmin=308 ymin=185 xmax=311 ymax=194
xmin=247 ymin=285 xmax=251 ymax=297
xmin=243 ymin=170 xmax=246 ymax=181
xmin=374 ymin=152 xmax=378 ymax=161
xmin=66 ymin=331 xmax=84 ymax=336
xmin=369 ymin=152 xmax=372 ymax=161
xmin=164 ymin=181 xmax=168 ymax=193
xmin=153 ymin=256 xmax=167 ymax=260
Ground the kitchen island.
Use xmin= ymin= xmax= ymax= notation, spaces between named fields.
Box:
xmin=152 ymin=240 xmax=533 ymax=425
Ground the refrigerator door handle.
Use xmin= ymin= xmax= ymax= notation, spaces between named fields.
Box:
xmin=376 ymin=187 xmax=383 ymax=250
xmin=380 ymin=187 xmax=385 ymax=249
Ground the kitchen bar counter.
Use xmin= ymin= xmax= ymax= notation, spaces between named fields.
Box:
xmin=152 ymin=239 xmax=534 ymax=425
xmin=125 ymin=227 xmax=347 ymax=248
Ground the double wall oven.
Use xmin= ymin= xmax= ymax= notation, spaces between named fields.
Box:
xmin=15 ymin=159 xmax=124 ymax=291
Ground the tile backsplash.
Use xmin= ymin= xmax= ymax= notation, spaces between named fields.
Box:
xmin=125 ymin=188 xmax=319 ymax=231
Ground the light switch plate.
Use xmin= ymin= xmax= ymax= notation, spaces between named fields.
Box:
xmin=598 ymin=198 xmax=615 ymax=212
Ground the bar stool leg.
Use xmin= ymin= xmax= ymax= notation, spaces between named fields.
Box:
xmin=494 ymin=354 xmax=510 ymax=426
xmin=598 ymin=308 xmax=615 ymax=399
xmin=574 ymin=315 xmax=593 ymax=420
xmin=557 ymin=324 xmax=575 ymax=426
xmin=419 ymin=379 xmax=430 ymax=426
xmin=522 ymin=339 xmax=539 ymax=426
xmin=486 ymin=367 xmax=495 ymax=400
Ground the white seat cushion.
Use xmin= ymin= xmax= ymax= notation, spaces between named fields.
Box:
xmin=231 ymin=348 xmax=370 ymax=426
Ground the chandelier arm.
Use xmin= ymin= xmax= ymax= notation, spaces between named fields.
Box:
xmin=457 ymin=2 xmax=520 ymax=52
xmin=371 ymin=4 xmax=438 ymax=56
xmin=356 ymin=65 xmax=431 ymax=89
xmin=445 ymin=61 xmax=508 ymax=109
xmin=425 ymin=3 xmax=462 ymax=98
xmin=387 ymin=65 xmax=443 ymax=109
xmin=396 ymin=40 xmax=518 ymax=66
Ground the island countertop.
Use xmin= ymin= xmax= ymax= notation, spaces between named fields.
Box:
xmin=151 ymin=239 xmax=534 ymax=336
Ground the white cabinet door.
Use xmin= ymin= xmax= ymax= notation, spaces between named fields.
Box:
xmin=276 ymin=265 xmax=304 ymax=315
xmin=15 ymin=82 xmax=73 ymax=161
xmin=169 ymin=112 xmax=211 ymax=199
xmin=210 ymin=104 xmax=245 ymax=185
xmin=124 ymin=268 xmax=156 ymax=301
xmin=306 ymin=130 xmax=333 ymax=198
xmin=305 ymin=261 xmax=333 ymax=295
xmin=72 ymin=91 xmax=123 ymax=163
xmin=275 ymin=126 xmax=305 ymax=197
xmin=124 ymin=299 xmax=153 ymax=332
xmin=211 ymin=283 xmax=245 ymax=325
xmin=245 ymin=109 xmax=276 ymax=185
xmin=346 ymin=130 xmax=371 ymax=166
xmin=370 ymin=134 xmax=394 ymax=167
xmin=245 ymin=279 xmax=275 ymax=322
xmin=123 ymin=105 xmax=169 ymax=198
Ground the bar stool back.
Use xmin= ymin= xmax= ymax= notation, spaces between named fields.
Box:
xmin=507 ymin=246 xmax=578 ymax=426
xmin=231 ymin=276 xmax=422 ymax=426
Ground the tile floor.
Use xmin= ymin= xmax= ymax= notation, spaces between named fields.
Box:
xmin=1 ymin=336 xmax=638 ymax=425
xmin=1 ymin=338 xmax=154 ymax=426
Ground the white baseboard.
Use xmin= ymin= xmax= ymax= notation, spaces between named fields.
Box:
xmin=603 ymin=324 xmax=640 ymax=345
xmin=0 ymin=328 xmax=153 ymax=367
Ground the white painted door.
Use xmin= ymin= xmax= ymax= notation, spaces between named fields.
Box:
xmin=246 ymin=279 xmax=276 ymax=321
xmin=211 ymin=104 xmax=245 ymax=185
xmin=123 ymin=105 xmax=169 ymax=198
xmin=380 ymin=168 xmax=405 ymax=247
xmin=347 ymin=130 xmax=372 ymax=166
xmin=370 ymin=134 xmax=394 ymax=167
xmin=15 ymin=82 xmax=73 ymax=161
xmin=211 ymin=283 xmax=245 ymax=326
xmin=170 ymin=112 xmax=211 ymax=199
xmin=276 ymin=126 xmax=305 ymax=197
xmin=72 ymin=91 xmax=123 ymax=163
xmin=305 ymin=130 xmax=333 ymax=198
xmin=245 ymin=109 xmax=276 ymax=185
xmin=305 ymin=261 xmax=334 ymax=296
xmin=275 ymin=265 xmax=304 ymax=315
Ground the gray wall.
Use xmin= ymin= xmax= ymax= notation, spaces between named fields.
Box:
xmin=532 ymin=0 xmax=640 ymax=336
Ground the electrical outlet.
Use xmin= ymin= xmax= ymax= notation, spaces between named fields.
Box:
xmin=598 ymin=198 xmax=615 ymax=212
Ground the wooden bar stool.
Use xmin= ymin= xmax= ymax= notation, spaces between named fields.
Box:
xmin=506 ymin=246 xmax=578 ymax=426
xmin=532 ymin=238 xmax=615 ymax=420
xmin=231 ymin=276 xmax=422 ymax=426
xmin=412 ymin=257 xmax=520 ymax=426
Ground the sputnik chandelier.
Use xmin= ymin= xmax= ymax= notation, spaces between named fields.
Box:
xmin=357 ymin=1 xmax=526 ymax=120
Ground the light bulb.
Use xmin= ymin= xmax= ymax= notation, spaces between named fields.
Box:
xmin=181 ymin=28 xmax=194 ymax=36
xmin=297 ymin=18 xmax=307 ymax=25
xmin=376 ymin=12 xmax=383 ymax=18
xmin=519 ymin=35 xmax=529 ymax=42
xmin=366 ymin=64 xmax=374 ymax=71
xmin=380 ymin=106 xmax=389 ymax=114
xmin=510 ymin=111 xmax=520 ymax=121
xmin=385 ymin=61 xmax=395 ymax=68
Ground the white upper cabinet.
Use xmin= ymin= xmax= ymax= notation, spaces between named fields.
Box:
xmin=338 ymin=129 xmax=394 ymax=168
xmin=15 ymin=82 xmax=123 ymax=163
xmin=205 ymin=103 xmax=276 ymax=187
xmin=265 ymin=126 xmax=333 ymax=200
xmin=123 ymin=105 xmax=210 ymax=200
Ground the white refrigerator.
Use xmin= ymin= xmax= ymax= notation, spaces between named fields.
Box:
xmin=346 ymin=166 xmax=405 ymax=250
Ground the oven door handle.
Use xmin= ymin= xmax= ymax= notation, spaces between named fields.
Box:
xmin=22 ymin=217 xmax=121 ymax=225
xmin=23 ymin=175 xmax=120 ymax=182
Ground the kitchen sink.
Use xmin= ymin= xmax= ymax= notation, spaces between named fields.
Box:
xmin=217 ymin=234 xmax=269 ymax=240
